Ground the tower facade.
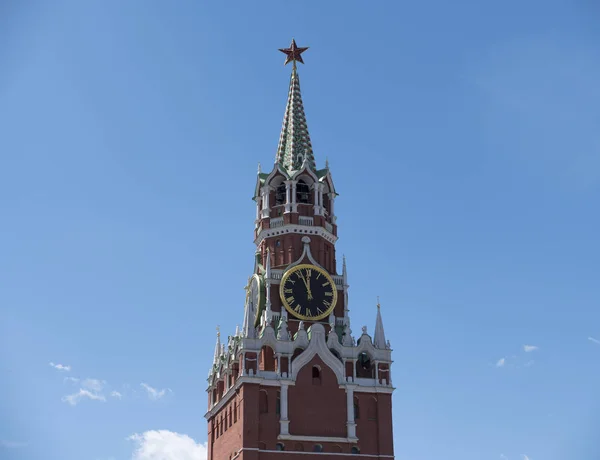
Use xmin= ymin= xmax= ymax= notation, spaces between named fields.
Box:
xmin=205 ymin=40 xmax=395 ymax=459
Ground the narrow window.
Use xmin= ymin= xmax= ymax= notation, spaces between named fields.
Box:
xmin=276 ymin=391 xmax=281 ymax=415
xmin=259 ymin=390 xmax=268 ymax=414
xmin=275 ymin=183 xmax=286 ymax=205
xmin=296 ymin=180 xmax=310 ymax=204
xmin=312 ymin=366 xmax=321 ymax=385
xmin=313 ymin=444 xmax=323 ymax=452
xmin=351 ymin=446 xmax=360 ymax=454
xmin=233 ymin=400 xmax=237 ymax=423
xmin=276 ymin=443 xmax=285 ymax=451
xmin=354 ymin=396 xmax=360 ymax=419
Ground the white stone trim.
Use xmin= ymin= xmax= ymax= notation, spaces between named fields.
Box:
xmin=277 ymin=434 xmax=357 ymax=444
xmin=290 ymin=324 xmax=346 ymax=384
xmin=254 ymin=223 xmax=337 ymax=246
xmin=234 ymin=447 xmax=394 ymax=458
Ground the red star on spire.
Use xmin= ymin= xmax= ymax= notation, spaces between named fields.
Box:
xmin=279 ymin=39 xmax=309 ymax=66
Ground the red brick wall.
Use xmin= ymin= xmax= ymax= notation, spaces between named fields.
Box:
xmin=287 ymin=356 xmax=346 ymax=438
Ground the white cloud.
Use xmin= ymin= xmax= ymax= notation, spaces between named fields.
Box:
xmin=111 ymin=391 xmax=123 ymax=399
xmin=496 ymin=357 xmax=506 ymax=367
xmin=522 ymin=455 xmax=531 ymax=460
xmin=128 ymin=430 xmax=207 ymax=460
xmin=49 ymin=362 xmax=71 ymax=372
xmin=1 ymin=440 xmax=28 ymax=448
xmin=523 ymin=345 xmax=539 ymax=352
xmin=62 ymin=389 xmax=106 ymax=406
xmin=64 ymin=377 xmax=80 ymax=384
xmin=82 ymin=378 xmax=105 ymax=392
xmin=500 ymin=455 xmax=508 ymax=460
xmin=588 ymin=336 xmax=600 ymax=345
xmin=141 ymin=383 xmax=171 ymax=401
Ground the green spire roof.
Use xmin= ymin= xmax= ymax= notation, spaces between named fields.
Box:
xmin=275 ymin=66 xmax=316 ymax=173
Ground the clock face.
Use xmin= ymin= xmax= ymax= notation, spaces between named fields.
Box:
xmin=279 ymin=264 xmax=338 ymax=321
xmin=246 ymin=274 xmax=265 ymax=327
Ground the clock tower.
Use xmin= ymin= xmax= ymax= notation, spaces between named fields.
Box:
xmin=205 ymin=40 xmax=395 ymax=459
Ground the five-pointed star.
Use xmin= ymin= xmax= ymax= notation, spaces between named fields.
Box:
xmin=279 ymin=39 xmax=309 ymax=66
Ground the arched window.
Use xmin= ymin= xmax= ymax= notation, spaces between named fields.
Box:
xmin=313 ymin=444 xmax=323 ymax=452
xmin=312 ymin=366 xmax=321 ymax=385
xmin=276 ymin=443 xmax=285 ymax=451
xmin=354 ymin=396 xmax=360 ymax=419
xmin=296 ymin=180 xmax=310 ymax=204
xmin=351 ymin=446 xmax=360 ymax=454
xmin=259 ymin=390 xmax=268 ymax=414
xmin=275 ymin=183 xmax=286 ymax=205
xmin=367 ymin=396 xmax=378 ymax=421
xmin=356 ymin=352 xmax=373 ymax=378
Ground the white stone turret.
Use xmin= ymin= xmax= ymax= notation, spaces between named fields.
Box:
xmin=373 ymin=299 xmax=388 ymax=349
xmin=213 ymin=327 xmax=221 ymax=364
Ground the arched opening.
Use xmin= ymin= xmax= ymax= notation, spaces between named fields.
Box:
xmin=330 ymin=348 xmax=342 ymax=362
xmin=367 ymin=396 xmax=378 ymax=421
xmin=259 ymin=346 xmax=276 ymax=372
xmin=312 ymin=365 xmax=321 ymax=385
xmin=291 ymin=347 xmax=304 ymax=362
xmin=353 ymin=396 xmax=360 ymax=419
xmin=276 ymin=443 xmax=285 ymax=451
xmin=351 ymin=446 xmax=360 ymax=454
xmin=296 ymin=180 xmax=310 ymax=204
xmin=313 ymin=444 xmax=323 ymax=452
xmin=356 ymin=352 xmax=374 ymax=378
xmin=275 ymin=182 xmax=286 ymax=205
xmin=322 ymin=192 xmax=330 ymax=217
xmin=259 ymin=389 xmax=268 ymax=414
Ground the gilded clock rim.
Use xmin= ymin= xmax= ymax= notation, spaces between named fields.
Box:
xmin=249 ymin=274 xmax=266 ymax=327
xmin=279 ymin=263 xmax=338 ymax=321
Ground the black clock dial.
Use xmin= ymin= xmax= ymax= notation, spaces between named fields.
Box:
xmin=280 ymin=264 xmax=337 ymax=321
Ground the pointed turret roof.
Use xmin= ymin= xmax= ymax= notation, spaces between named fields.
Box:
xmin=373 ymin=299 xmax=387 ymax=349
xmin=213 ymin=327 xmax=221 ymax=363
xmin=275 ymin=40 xmax=316 ymax=173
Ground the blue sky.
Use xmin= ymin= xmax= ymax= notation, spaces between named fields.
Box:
xmin=1 ymin=1 xmax=599 ymax=459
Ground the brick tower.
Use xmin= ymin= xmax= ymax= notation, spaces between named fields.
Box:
xmin=205 ymin=40 xmax=395 ymax=459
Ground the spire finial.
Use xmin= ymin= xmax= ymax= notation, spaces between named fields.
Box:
xmin=257 ymin=162 xmax=261 ymax=174
xmin=275 ymin=39 xmax=316 ymax=173
xmin=377 ymin=296 xmax=380 ymax=309
xmin=326 ymin=157 xmax=329 ymax=169
xmin=279 ymin=38 xmax=309 ymax=69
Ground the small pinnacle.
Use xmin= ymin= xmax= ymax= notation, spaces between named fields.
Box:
xmin=257 ymin=162 xmax=261 ymax=174
xmin=326 ymin=157 xmax=329 ymax=168
xmin=377 ymin=296 xmax=380 ymax=308
xmin=216 ymin=325 xmax=220 ymax=337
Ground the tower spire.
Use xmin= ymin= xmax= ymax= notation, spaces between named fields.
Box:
xmin=275 ymin=39 xmax=316 ymax=173
xmin=373 ymin=298 xmax=387 ymax=349
xmin=213 ymin=326 xmax=221 ymax=363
